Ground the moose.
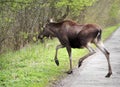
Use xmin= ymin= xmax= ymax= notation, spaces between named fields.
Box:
xmin=38 ymin=19 xmax=112 ymax=77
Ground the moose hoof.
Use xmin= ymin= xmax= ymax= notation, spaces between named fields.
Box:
xmin=78 ymin=61 xmax=82 ymax=68
xmin=55 ymin=59 xmax=59 ymax=66
xmin=66 ymin=70 xmax=73 ymax=74
xmin=105 ymin=72 xmax=112 ymax=78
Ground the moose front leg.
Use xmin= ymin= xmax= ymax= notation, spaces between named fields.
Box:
xmin=66 ymin=46 xmax=73 ymax=74
xmin=54 ymin=44 xmax=64 ymax=66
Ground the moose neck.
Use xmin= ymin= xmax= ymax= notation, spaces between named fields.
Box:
xmin=49 ymin=23 xmax=61 ymax=36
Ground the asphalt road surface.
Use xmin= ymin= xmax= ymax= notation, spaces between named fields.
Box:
xmin=54 ymin=27 xmax=120 ymax=87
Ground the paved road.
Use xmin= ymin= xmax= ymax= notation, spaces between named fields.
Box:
xmin=54 ymin=27 xmax=120 ymax=87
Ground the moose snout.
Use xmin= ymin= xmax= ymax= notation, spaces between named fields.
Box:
xmin=38 ymin=34 xmax=44 ymax=43
xmin=38 ymin=34 xmax=43 ymax=39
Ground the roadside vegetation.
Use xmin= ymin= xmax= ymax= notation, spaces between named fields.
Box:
xmin=0 ymin=25 xmax=119 ymax=87
xmin=1 ymin=0 xmax=120 ymax=53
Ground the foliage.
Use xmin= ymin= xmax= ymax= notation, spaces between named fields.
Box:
xmin=0 ymin=0 xmax=120 ymax=53
xmin=0 ymin=0 xmax=98 ymax=53
xmin=109 ymin=0 xmax=120 ymax=18
xmin=55 ymin=0 xmax=97 ymax=16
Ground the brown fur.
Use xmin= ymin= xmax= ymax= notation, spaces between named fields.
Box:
xmin=42 ymin=20 xmax=101 ymax=49
xmin=38 ymin=20 xmax=112 ymax=77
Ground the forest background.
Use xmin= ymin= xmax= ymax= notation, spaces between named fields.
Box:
xmin=0 ymin=0 xmax=120 ymax=53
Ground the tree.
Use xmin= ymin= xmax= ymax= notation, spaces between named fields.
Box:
xmin=1 ymin=0 xmax=106 ymax=53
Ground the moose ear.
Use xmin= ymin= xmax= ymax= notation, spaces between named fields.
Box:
xmin=47 ymin=18 xmax=54 ymax=23
xmin=50 ymin=18 xmax=54 ymax=22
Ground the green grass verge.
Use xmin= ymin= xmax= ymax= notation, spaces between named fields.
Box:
xmin=0 ymin=25 xmax=119 ymax=87
xmin=102 ymin=25 xmax=119 ymax=41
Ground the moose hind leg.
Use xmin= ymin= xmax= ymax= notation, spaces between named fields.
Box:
xmin=78 ymin=44 xmax=96 ymax=68
xmin=104 ymin=49 xmax=112 ymax=77
xmin=95 ymin=41 xmax=112 ymax=77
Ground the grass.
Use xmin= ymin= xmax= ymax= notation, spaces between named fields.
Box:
xmin=102 ymin=25 xmax=119 ymax=40
xmin=0 ymin=25 xmax=119 ymax=87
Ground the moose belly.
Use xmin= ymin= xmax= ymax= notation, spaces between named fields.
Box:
xmin=69 ymin=38 xmax=84 ymax=48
